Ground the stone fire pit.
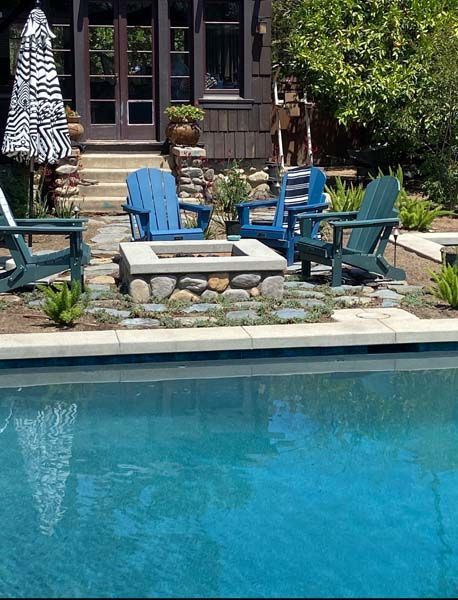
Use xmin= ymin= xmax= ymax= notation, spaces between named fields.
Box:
xmin=119 ymin=239 xmax=287 ymax=303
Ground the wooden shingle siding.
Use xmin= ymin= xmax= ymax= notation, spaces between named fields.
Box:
xmin=200 ymin=0 xmax=272 ymax=160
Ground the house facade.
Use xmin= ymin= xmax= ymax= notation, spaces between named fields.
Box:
xmin=0 ymin=0 xmax=272 ymax=161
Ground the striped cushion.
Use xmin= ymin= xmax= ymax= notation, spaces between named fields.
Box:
xmin=284 ymin=166 xmax=311 ymax=206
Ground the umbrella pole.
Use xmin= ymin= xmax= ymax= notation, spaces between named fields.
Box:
xmin=28 ymin=159 xmax=35 ymax=248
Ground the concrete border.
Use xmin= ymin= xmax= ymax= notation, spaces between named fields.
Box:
xmin=393 ymin=231 xmax=458 ymax=263
xmin=0 ymin=309 xmax=457 ymax=362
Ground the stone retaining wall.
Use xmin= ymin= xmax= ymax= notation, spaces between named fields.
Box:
xmin=127 ymin=271 xmax=285 ymax=304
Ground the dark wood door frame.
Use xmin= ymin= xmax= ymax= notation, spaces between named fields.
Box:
xmin=73 ymin=0 xmax=158 ymax=142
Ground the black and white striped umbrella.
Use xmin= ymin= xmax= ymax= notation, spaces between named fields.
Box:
xmin=1 ymin=6 xmax=71 ymax=164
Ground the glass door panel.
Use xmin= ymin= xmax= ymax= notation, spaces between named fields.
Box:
xmin=85 ymin=0 xmax=155 ymax=140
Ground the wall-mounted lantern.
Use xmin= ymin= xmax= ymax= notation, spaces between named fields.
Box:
xmin=256 ymin=18 xmax=268 ymax=35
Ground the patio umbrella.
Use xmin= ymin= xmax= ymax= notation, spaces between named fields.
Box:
xmin=1 ymin=0 xmax=71 ymax=231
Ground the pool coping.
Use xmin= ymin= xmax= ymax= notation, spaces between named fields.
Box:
xmin=1 ymin=308 xmax=458 ymax=362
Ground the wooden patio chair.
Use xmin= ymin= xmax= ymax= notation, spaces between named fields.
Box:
xmin=297 ymin=176 xmax=406 ymax=287
xmin=237 ymin=166 xmax=328 ymax=265
xmin=123 ymin=168 xmax=212 ymax=241
xmin=0 ymin=186 xmax=90 ymax=292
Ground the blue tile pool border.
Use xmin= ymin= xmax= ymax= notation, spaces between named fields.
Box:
xmin=0 ymin=341 xmax=457 ymax=370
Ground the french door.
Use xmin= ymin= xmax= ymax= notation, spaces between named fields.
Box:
xmin=85 ymin=0 xmax=156 ymax=140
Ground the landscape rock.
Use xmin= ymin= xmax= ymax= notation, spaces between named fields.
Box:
xmin=260 ymin=276 xmax=284 ymax=300
xmin=181 ymin=167 xmax=204 ymax=178
xmin=226 ymin=310 xmax=260 ymax=322
xmin=230 ymin=273 xmax=261 ymax=289
xmin=286 ymin=289 xmax=326 ymax=299
xmin=182 ymin=303 xmax=222 ymax=314
xmin=284 ymin=281 xmax=317 ymax=290
xmin=222 ymin=288 xmax=250 ymax=302
xmin=178 ymin=274 xmax=208 ymax=293
xmin=89 ymin=275 xmax=116 ymax=285
xmin=129 ymin=278 xmax=150 ymax=303
xmin=250 ymin=287 xmax=260 ymax=297
xmin=248 ymin=171 xmax=269 ymax=185
xmin=338 ymin=296 xmax=372 ymax=307
xmin=88 ymin=308 xmax=131 ymax=319
xmin=201 ymin=290 xmax=219 ymax=302
xmin=120 ymin=318 xmax=160 ymax=328
xmin=329 ymin=285 xmax=364 ymax=296
xmin=170 ymin=289 xmax=199 ymax=303
xmin=208 ymin=273 xmax=229 ymax=292
xmin=140 ymin=303 xmax=167 ymax=313
xmin=369 ymin=289 xmax=404 ymax=301
xmin=297 ymin=299 xmax=326 ymax=309
xmin=275 ymin=308 xmax=310 ymax=321
xmin=150 ymin=276 xmax=177 ymax=300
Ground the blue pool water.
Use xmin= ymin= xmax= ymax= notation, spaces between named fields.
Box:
xmin=1 ymin=360 xmax=458 ymax=598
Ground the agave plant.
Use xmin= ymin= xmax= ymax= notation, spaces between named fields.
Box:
xmin=430 ymin=264 xmax=458 ymax=309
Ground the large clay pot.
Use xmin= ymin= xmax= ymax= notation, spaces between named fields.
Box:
xmin=67 ymin=115 xmax=84 ymax=142
xmin=166 ymin=121 xmax=201 ymax=146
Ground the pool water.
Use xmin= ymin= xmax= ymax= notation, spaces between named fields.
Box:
xmin=1 ymin=361 xmax=458 ymax=598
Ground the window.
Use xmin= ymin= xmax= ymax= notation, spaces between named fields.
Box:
xmin=204 ymin=0 xmax=241 ymax=92
xmin=49 ymin=0 xmax=75 ymax=108
xmin=169 ymin=0 xmax=191 ymax=103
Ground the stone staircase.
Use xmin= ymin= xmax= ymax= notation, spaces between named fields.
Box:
xmin=79 ymin=152 xmax=170 ymax=213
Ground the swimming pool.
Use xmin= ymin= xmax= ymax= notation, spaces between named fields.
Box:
xmin=1 ymin=355 xmax=457 ymax=598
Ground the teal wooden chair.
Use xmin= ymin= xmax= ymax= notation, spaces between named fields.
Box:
xmin=123 ymin=168 xmax=212 ymax=241
xmin=0 ymin=186 xmax=90 ymax=292
xmin=297 ymin=176 xmax=406 ymax=287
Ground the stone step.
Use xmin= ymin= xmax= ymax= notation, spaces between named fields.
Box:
xmin=80 ymin=196 xmax=127 ymax=214
xmin=81 ymin=153 xmax=170 ymax=170
xmin=79 ymin=182 xmax=127 ymax=198
xmin=80 ymin=168 xmax=131 ymax=184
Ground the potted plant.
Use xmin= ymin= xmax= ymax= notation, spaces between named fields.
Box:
xmin=212 ymin=159 xmax=251 ymax=236
xmin=65 ymin=105 xmax=84 ymax=142
xmin=165 ymin=104 xmax=205 ymax=146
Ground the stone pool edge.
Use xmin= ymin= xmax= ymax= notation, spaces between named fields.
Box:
xmin=1 ymin=311 xmax=458 ymax=361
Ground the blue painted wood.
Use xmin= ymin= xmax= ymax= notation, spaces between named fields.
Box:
xmin=237 ymin=166 xmax=328 ymax=265
xmin=297 ymin=176 xmax=406 ymax=286
xmin=124 ymin=168 xmax=212 ymax=241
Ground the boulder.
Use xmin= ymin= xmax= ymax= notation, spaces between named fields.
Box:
xmin=129 ymin=278 xmax=150 ymax=303
xmin=230 ymin=273 xmax=261 ymax=289
xmin=259 ymin=276 xmax=284 ymax=300
xmin=178 ymin=274 xmax=208 ymax=294
xmin=201 ymin=289 xmax=219 ymax=302
xmin=208 ymin=272 xmax=229 ymax=292
xmin=170 ymin=289 xmax=199 ymax=303
xmin=222 ymin=288 xmax=250 ymax=302
xmin=150 ymin=276 xmax=177 ymax=300
xmin=248 ymin=171 xmax=269 ymax=185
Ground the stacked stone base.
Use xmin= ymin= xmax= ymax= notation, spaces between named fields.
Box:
xmin=127 ymin=272 xmax=285 ymax=304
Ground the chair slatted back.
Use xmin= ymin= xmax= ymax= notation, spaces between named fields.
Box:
xmin=126 ymin=168 xmax=181 ymax=238
xmin=273 ymin=166 xmax=327 ymax=228
xmin=0 ymin=186 xmax=32 ymax=263
xmin=347 ymin=176 xmax=400 ymax=253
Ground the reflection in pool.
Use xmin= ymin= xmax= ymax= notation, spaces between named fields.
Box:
xmin=1 ymin=362 xmax=458 ymax=597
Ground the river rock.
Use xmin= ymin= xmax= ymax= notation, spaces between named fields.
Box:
xmin=208 ymin=272 xmax=229 ymax=292
xmin=120 ymin=318 xmax=160 ymax=328
xmin=275 ymin=308 xmax=310 ymax=321
xmin=250 ymin=287 xmax=260 ymax=297
xmin=201 ymin=290 xmax=219 ymax=302
xmin=150 ymin=276 xmax=177 ymax=300
xmin=170 ymin=289 xmax=199 ymax=303
xmin=178 ymin=274 xmax=208 ymax=293
xmin=182 ymin=303 xmax=222 ymax=314
xmin=129 ymin=278 xmax=150 ymax=303
xmin=248 ymin=171 xmax=269 ymax=185
xmin=140 ymin=303 xmax=167 ymax=313
xmin=226 ymin=310 xmax=260 ymax=322
xmin=230 ymin=273 xmax=261 ymax=289
xmin=259 ymin=276 xmax=284 ymax=300
xmin=222 ymin=288 xmax=250 ymax=302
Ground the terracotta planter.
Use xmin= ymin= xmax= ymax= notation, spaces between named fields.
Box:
xmin=67 ymin=115 xmax=84 ymax=142
xmin=166 ymin=121 xmax=201 ymax=146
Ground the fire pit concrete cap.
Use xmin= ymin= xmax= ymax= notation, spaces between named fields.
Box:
xmin=119 ymin=239 xmax=287 ymax=275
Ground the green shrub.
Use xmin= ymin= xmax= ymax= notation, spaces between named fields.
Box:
xmin=164 ymin=105 xmax=205 ymax=123
xmin=41 ymin=282 xmax=88 ymax=326
xmin=399 ymin=197 xmax=449 ymax=231
xmin=430 ymin=264 xmax=458 ymax=309
xmin=325 ymin=177 xmax=364 ymax=212
xmin=212 ymin=159 xmax=251 ymax=221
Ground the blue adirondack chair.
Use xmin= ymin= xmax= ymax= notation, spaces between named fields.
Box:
xmin=236 ymin=166 xmax=328 ymax=265
xmin=123 ymin=168 xmax=212 ymax=241
xmin=297 ymin=176 xmax=406 ymax=287
xmin=0 ymin=186 xmax=90 ymax=292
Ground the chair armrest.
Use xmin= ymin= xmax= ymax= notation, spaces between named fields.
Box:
xmin=0 ymin=225 xmax=85 ymax=235
xmin=179 ymin=202 xmax=212 ymax=231
xmin=122 ymin=203 xmax=150 ymax=215
xmin=285 ymin=201 xmax=329 ymax=214
xmin=15 ymin=218 xmax=88 ymax=226
xmin=298 ymin=210 xmax=358 ymax=223
xmin=179 ymin=202 xmax=212 ymax=214
xmin=330 ymin=218 xmax=399 ymax=229
xmin=237 ymin=199 xmax=278 ymax=210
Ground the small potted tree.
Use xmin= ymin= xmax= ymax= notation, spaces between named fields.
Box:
xmin=165 ymin=105 xmax=206 ymax=146
xmin=213 ymin=159 xmax=251 ymax=236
